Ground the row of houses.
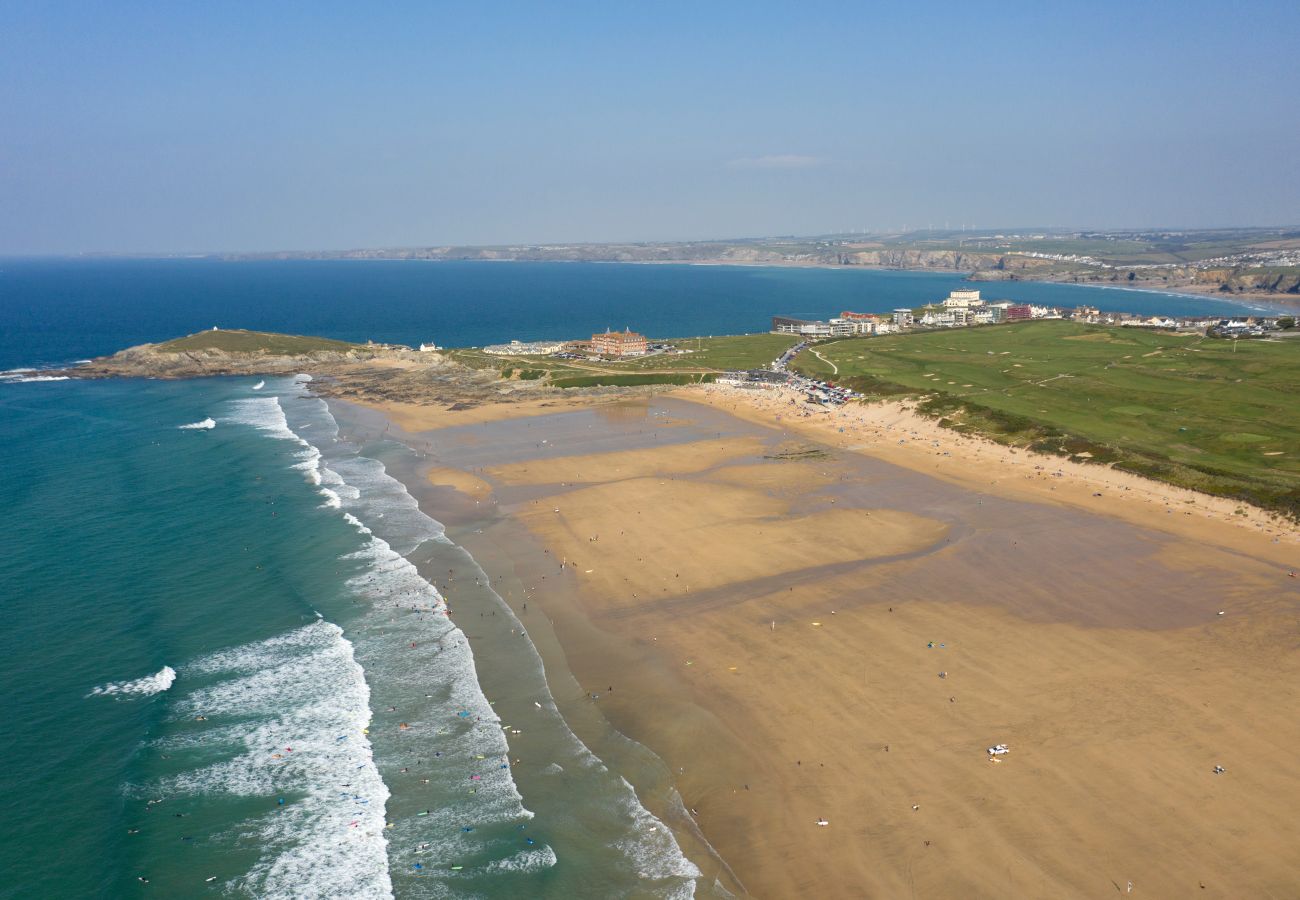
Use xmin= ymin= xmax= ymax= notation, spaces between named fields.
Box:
xmin=773 ymin=290 xmax=1290 ymax=338
xmin=772 ymin=290 xmax=1039 ymax=337
xmin=1073 ymin=306 xmax=1289 ymax=333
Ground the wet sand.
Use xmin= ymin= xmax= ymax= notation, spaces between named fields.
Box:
xmin=351 ymin=391 xmax=1300 ymax=898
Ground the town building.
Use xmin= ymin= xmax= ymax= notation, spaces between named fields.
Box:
xmin=839 ymin=311 xmax=885 ymax=334
xmin=892 ymin=308 xmax=914 ymax=327
xmin=591 ymin=328 xmax=648 ymax=357
xmin=772 ymin=315 xmax=870 ymax=336
xmin=484 ymin=339 xmax=567 ymax=355
xmin=943 ymin=289 xmax=983 ymax=308
xmin=772 ymin=316 xmax=832 ymax=336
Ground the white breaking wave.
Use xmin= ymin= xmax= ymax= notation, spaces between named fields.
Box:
xmin=615 ymin=776 xmax=704 ymax=891
xmin=225 ymin=397 xmax=332 ymax=498
xmin=89 ymin=665 xmax=176 ymax=697
xmin=1 ymin=373 xmax=71 ymax=383
xmin=253 ymin=380 xmax=266 ymax=390
xmin=342 ymin=513 xmax=372 ymax=535
xmin=482 ymin=846 xmax=559 ymax=875
xmin=161 ymin=621 xmax=393 ymax=900
xmin=230 ymin=382 xmax=702 ymax=896
xmin=325 ymin=453 xmax=447 ymax=552
xmin=178 ymin=418 xmax=217 ymax=430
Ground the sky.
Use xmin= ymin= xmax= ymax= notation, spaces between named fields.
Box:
xmin=2 ymin=0 xmax=1298 ymax=254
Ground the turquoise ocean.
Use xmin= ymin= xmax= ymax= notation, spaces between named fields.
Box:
xmin=0 ymin=261 xmax=1271 ymax=898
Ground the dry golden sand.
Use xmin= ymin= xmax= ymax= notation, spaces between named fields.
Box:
xmin=377 ymin=389 xmax=1300 ymax=898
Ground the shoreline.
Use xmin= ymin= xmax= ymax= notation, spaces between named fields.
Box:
xmin=322 ymin=394 xmax=748 ymax=897
xmin=347 ymin=386 xmax=1300 ymax=897
xmin=682 ymin=385 xmax=1300 ymax=564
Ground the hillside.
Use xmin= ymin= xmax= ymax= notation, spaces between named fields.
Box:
xmin=155 ymin=329 xmax=364 ymax=354
xmin=66 ymin=329 xmax=393 ymax=380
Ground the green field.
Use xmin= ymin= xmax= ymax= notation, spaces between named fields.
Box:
xmin=157 ymin=329 xmax=362 ymax=354
xmin=446 ymin=333 xmax=796 ymax=380
xmin=791 ymin=321 xmax=1300 ymax=518
xmin=617 ymin=334 xmax=797 ymax=371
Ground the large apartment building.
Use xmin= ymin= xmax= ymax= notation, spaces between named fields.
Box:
xmin=591 ymin=328 xmax=648 ymax=357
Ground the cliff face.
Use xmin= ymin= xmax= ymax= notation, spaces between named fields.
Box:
xmin=836 ymin=249 xmax=1022 ymax=270
xmin=1198 ymin=268 xmax=1300 ymax=294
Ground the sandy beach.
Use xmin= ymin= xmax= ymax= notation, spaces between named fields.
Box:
xmin=359 ymin=387 xmax=1300 ymax=898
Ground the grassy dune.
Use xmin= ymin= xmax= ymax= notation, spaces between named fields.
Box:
xmin=156 ymin=329 xmax=362 ymax=354
xmin=793 ymin=321 xmax=1300 ymax=517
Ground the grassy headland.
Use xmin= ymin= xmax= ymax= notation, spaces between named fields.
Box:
xmin=156 ymin=329 xmax=363 ymax=354
xmin=792 ymin=321 xmax=1300 ymax=517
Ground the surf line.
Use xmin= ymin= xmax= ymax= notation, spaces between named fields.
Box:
xmin=311 ymin=387 xmax=707 ymax=892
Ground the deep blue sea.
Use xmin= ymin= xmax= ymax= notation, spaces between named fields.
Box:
xmin=0 ymin=258 xmax=1272 ymax=371
xmin=0 ymin=260 xmax=1274 ymax=898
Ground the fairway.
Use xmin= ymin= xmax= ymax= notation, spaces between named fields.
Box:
xmin=792 ymin=321 xmax=1300 ymax=517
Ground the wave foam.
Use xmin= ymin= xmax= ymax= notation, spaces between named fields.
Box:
xmin=482 ymin=846 xmax=559 ymax=874
xmin=226 ymin=397 xmax=336 ymax=503
xmin=1 ymin=373 xmax=71 ymax=383
xmin=228 ymin=381 xmax=701 ymax=894
xmin=178 ymin=418 xmax=217 ymax=430
xmin=161 ymin=621 xmax=392 ymax=899
xmin=89 ymin=665 xmax=176 ymax=697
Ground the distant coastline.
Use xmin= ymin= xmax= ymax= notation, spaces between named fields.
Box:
xmin=195 ymin=225 xmax=1300 ymax=309
xmin=316 ymin=254 xmax=1300 ymax=314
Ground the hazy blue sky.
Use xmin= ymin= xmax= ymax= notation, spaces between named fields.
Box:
xmin=2 ymin=1 xmax=1298 ymax=253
